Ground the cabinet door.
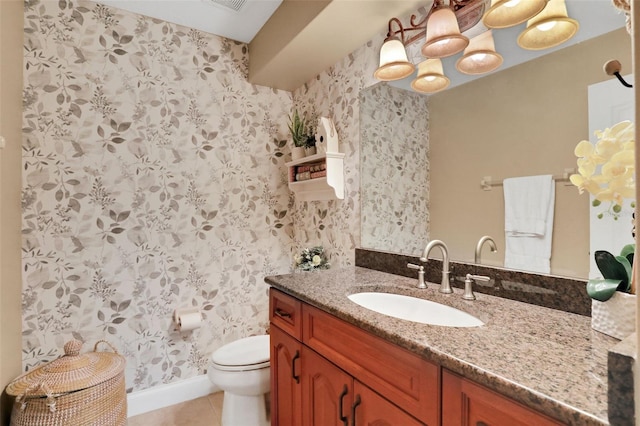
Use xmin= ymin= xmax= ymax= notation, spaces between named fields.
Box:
xmin=302 ymin=347 xmax=353 ymax=426
xmin=352 ymin=381 xmax=426 ymax=426
xmin=303 ymin=303 xmax=439 ymax=424
xmin=270 ymin=325 xmax=303 ymax=426
xmin=442 ymin=370 xmax=563 ymax=426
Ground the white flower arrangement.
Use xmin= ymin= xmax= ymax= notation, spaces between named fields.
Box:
xmin=570 ymin=120 xmax=635 ymax=219
xmin=294 ymin=246 xmax=330 ymax=271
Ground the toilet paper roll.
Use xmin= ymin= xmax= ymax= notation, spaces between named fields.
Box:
xmin=174 ymin=308 xmax=201 ymax=332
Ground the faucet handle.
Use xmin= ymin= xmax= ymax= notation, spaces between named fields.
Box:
xmin=407 ymin=263 xmax=426 ymax=289
xmin=468 ymin=274 xmax=490 ymax=282
xmin=463 ymin=274 xmax=490 ymax=300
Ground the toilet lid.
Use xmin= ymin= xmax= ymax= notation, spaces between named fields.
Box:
xmin=212 ymin=335 xmax=270 ymax=368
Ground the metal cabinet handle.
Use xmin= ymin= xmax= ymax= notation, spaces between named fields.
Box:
xmin=338 ymin=385 xmax=349 ymax=426
xmin=274 ymin=308 xmax=292 ymax=318
xmin=351 ymin=394 xmax=361 ymax=426
xmin=291 ymin=350 xmax=300 ymax=383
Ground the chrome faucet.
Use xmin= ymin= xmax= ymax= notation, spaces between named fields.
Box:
xmin=420 ymin=240 xmax=451 ymax=294
xmin=475 ymin=235 xmax=497 ymax=264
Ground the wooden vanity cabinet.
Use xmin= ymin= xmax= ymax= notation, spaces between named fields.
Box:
xmin=302 ymin=345 xmax=424 ymax=426
xmin=301 ymin=346 xmax=352 ymax=425
xmin=269 ymin=288 xmax=438 ymax=425
xmin=302 ymin=303 xmax=439 ymax=423
xmin=269 ymin=290 xmax=303 ymax=425
xmin=270 ymin=289 xmax=567 ymax=426
xmin=270 ymin=325 xmax=302 ymax=426
xmin=441 ymin=370 xmax=563 ymax=426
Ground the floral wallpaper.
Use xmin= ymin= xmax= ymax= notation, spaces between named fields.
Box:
xmin=22 ymin=0 xmax=294 ymax=391
xmin=291 ymin=38 xmax=431 ymax=263
xmin=360 ymin=83 xmax=429 ymax=255
xmin=291 ymin=39 xmax=379 ymax=263
xmin=21 ymin=0 xmax=432 ymax=394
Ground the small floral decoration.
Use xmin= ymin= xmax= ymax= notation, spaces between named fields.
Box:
xmin=295 ymin=246 xmax=330 ymax=271
xmin=570 ymin=120 xmax=635 ymax=219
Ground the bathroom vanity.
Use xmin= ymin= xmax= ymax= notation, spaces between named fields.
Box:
xmin=266 ymin=267 xmax=617 ymax=425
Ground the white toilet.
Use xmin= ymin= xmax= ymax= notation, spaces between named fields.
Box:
xmin=208 ymin=335 xmax=271 ymax=426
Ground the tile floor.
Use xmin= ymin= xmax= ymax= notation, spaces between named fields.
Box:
xmin=128 ymin=392 xmax=223 ymax=426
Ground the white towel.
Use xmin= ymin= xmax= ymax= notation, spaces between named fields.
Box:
xmin=503 ymin=175 xmax=555 ymax=274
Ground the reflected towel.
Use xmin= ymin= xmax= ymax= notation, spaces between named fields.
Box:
xmin=503 ymin=175 xmax=555 ymax=274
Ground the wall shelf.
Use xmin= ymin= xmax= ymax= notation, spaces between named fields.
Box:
xmin=286 ymin=152 xmax=345 ymax=201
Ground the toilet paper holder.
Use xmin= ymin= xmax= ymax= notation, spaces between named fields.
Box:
xmin=173 ymin=307 xmax=202 ymax=332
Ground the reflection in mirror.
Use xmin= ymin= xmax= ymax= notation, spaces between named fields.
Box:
xmin=360 ymin=83 xmax=429 ymax=255
xmin=360 ymin=27 xmax=632 ymax=280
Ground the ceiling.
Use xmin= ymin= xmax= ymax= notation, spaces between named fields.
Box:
xmin=96 ymin=0 xmax=283 ymax=43
xmin=93 ymin=0 xmax=627 ymax=92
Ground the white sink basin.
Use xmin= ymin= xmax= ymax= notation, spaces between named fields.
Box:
xmin=348 ymin=292 xmax=484 ymax=327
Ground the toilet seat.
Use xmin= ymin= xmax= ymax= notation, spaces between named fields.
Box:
xmin=211 ymin=335 xmax=270 ymax=372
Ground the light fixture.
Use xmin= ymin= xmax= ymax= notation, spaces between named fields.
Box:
xmin=421 ymin=5 xmax=469 ymax=58
xmin=456 ymin=30 xmax=503 ymax=75
xmin=411 ymin=59 xmax=450 ymax=93
xmin=374 ymin=36 xmax=416 ymax=81
xmin=374 ymin=0 xmax=579 ymax=94
xmin=482 ymin=0 xmax=548 ymax=29
xmin=373 ymin=0 xmax=486 ymax=82
xmin=517 ymin=0 xmax=578 ymax=50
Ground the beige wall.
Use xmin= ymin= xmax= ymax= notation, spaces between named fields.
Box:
xmin=429 ymin=28 xmax=632 ymax=279
xmin=0 ymin=0 xmax=24 ymax=423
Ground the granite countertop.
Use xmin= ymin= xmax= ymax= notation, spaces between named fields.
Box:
xmin=265 ymin=266 xmax=621 ymax=425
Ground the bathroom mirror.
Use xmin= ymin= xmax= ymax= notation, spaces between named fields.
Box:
xmin=360 ymin=21 xmax=632 ymax=280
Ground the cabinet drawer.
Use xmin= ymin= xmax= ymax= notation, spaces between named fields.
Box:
xmin=270 ymin=289 xmax=303 ymax=340
xmin=303 ymin=304 xmax=439 ymax=425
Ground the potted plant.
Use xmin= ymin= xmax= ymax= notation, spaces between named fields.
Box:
xmin=304 ymin=131 xmax=317 ymax=157
xmin=587 ymin=244 xmax=636 ymax=340
xmin=288 ymin=109 xmax=309 ymax=160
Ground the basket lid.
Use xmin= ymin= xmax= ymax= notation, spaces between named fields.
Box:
xmin=6 ymin=340 xmax=125 ymax=397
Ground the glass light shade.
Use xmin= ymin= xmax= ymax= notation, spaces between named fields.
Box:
xmin=374 ymin=38 xmax=416 ymax=81
xmin=482 ymin=0 xmax=548 ymax=29
xmin=411 ymin=59 xmax=450 ymax=93
xmin=421 ymin=7 xmax=469 ymax=58
xmin=517 ymin=0 xmax=578 ymax=50
xmin=455 ymin=30 xmax=504 ymax=75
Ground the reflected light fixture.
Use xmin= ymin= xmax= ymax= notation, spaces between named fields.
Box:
xmin=455 ymin=30 xmax=503 ymax=75
xmin=482 ymin=0 xmax=548 ymax=29
xmin=411 ymin=59 xmax=450 ymax=93
xmin=517 ymin=0 xmax=578 ymax=50
xmin=421 ymin=5 xmax=469 ymax=58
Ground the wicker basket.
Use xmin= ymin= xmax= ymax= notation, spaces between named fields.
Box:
xmin=6 ymin=340 xmax=127 ymax=426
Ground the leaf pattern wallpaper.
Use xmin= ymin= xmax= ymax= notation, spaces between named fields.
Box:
xmin=21 ymin=0 xmax=431 ymax=393
xmin=22 ymin=0 xmax=294 ymax=391
xmin=292 ymin=38 xmax=431 ymax=262
xmin=360 ymin=83 xmax=430 ymax=254
xmin=291 ymin=38 xmax=381 ymax=261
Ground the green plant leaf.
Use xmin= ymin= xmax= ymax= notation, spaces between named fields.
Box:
xmin=621 ymin=244 xmax=635 ymax=272
xmin=615 ymin=255 xmax=632 ymax=292
xmin=288 ymin=109 xmax=310 ymax=147
xmin=586 ymin=279 xmax=621 ymax=301
xmin=594 ymin=250 xmax=628 ymax=289
xmin=620 ymin=244 xmax=635 ymax=258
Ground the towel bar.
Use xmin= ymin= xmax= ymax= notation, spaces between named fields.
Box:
xmin=481 ymin=168 xmax=576 ymax=191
